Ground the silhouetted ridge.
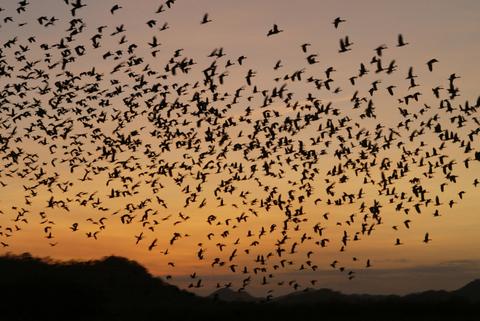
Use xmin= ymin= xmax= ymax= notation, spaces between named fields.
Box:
xmin=275 ymin=288 xmax=345 ymax=304
xmin=0 ymin=254 xmax=478 ymax=321
xmin=453 ymin=279 xmax=480 ymax=301
xmin=209 ymin=287 xmax=259 ymax=302
xmin=0 ymin=253 xmax=201 ymax=321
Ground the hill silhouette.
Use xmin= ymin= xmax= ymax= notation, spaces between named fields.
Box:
xmin=209 ymin=287 xmax=260 ymax=302
xmin=0 ymin=253 xmax=478 ymax=321
xmin=453 ymin=279 xmax=480 ymax=301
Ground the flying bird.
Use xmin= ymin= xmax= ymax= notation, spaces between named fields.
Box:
xmin=110 ymin=4 xmax=122 ymax=14
xmin=333 ymin=17 xmax=346 ymax=29
xmin=397 ymin=33 xmax=409 ymax=47
xmin=427 ymin=58 xmax=438 ymax=72
xmin=267 ymin=24 xmax=283 ymax=36
xmin=201 ymin=13 xmax=212 ymax=24
xmin=423 ymin=233 xmax=432 ymax=243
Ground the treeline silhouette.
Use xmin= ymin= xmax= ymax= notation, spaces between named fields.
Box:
xmin=0 ymin=253 xmax=478 ymax=321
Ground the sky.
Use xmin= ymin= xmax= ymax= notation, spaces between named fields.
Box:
xmin=0 ymin=0 xmax=479 ymax=296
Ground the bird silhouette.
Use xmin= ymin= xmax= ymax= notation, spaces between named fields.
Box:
xmin=201 ymin=13 xmax=212 ymax=24
xmin=397 ymin=34 xmax=409 ymax=47
xmin=427 ymin=58 xmax=438 ymax=72
xmin=267 ymin=24 xmax=283 ymax=36
xmin=333 ymin=17 xmax=346 ymax=29
xmin=110 ymin=4 xmax=122 ymax=14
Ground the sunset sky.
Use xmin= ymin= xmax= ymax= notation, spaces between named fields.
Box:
xmin=0 ymin=0 xmax=479 ymax=296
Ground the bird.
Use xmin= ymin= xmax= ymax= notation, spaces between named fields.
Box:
xmin=148 ymin=238 xmax=158 ymax=251
xmin=301 ymin=43 xmax=311 ymax=53
xmin=333 ymin=17 xmax=346 ymax=29
xmin=267 ymin=24 xmax=283 ymax=36
xmin=135 ymin=232 xmax=144 ymax=245
xmin=375 ymin=44 xmax=387 ymax=56
xmin=70 ymin=0 xmax=86 ymax=17
xmin=427 ymin=58 xmax=438 ymax=72
xmin=387 ymin=85 xmax=396 ymax=96
xmin=339 ymin=36 xmax=353 ymax=53
xmin=110 ymin=4 xmax=122 ymax=14
xmin=201 ymin=13 xmax=212 ymax=24
xmin=423 ymin=233 xmax=431 ymax=243
xmin=146 ymin=19 xmax=156 ymax=28
xmin=307 ymin=54 xmax=318 ymax=64
xmin=397 ymin=34 xmax=409 ymax=47
xmin=148 ymin=36 xmax=160 ymax=48
xmin=156 ymin=4 xmax=164 ymax=13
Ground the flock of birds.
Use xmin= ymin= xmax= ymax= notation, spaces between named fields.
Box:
xmin=0 ymin=0 xmax=479 ymax=297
